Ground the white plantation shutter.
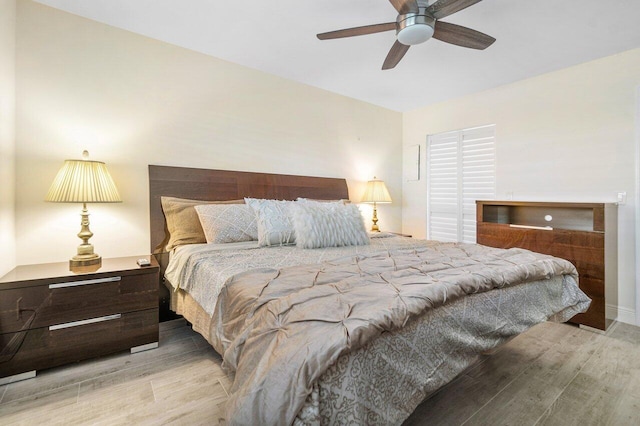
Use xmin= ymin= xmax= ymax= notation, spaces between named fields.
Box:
xmin=427 ymin=125 xmax=495 ymax=243
xmin=426 ymin=132 xmax=459 ymax=241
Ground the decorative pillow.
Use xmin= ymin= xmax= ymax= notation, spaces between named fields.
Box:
xmin=194 ymin=204 xmax=258 ymax=244
xmin=161 ymin=196 xmax=243 ymax=251
xmin=290 ymin=202 xmax=370 ymax=249
xmin=245 ymin=198 xmax=296 ymax=246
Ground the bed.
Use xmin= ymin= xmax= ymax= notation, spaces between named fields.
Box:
xmin=148 ymin=165 xmax=591 ymax=426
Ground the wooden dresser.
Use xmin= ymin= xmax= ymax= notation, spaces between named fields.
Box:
xmin=0 ymin=256 xmax=159 ymax=384
xmin=476 ymin=201 xmax=617 ymax=331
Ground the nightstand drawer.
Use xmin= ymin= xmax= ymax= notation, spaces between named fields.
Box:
xmin=0 ymin=273 xmax=157 ymax=334
xmin=0 ymin=308 xmax=158 ymax=378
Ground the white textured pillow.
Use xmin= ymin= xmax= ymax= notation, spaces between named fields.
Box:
xmin=245 ymin=198 xmax=296 ymax=246
xmin=290 ymin=202 xmax=370 ymax=249
xmin=194 ymin=204 xmax=258 ymax=244
xmin=296 ymin=197 xmax=349 ymax=205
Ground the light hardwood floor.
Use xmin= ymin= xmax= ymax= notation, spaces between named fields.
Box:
xmin=1 ymin=319 xmax=639 ymax=425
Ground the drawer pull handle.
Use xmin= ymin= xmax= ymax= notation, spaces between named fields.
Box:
xmin=49 ymin=314 xmax=122 ymax=331
xmin=49 ymin=276 xmax=121 ymax=289
xmin=509 ymin=224 xmax=554 ymax=231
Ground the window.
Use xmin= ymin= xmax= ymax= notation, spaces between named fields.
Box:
xmin=426 ymin=124 xmax=496 ymax=243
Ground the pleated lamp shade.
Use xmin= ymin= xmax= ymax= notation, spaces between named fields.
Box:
xmin=46 ymin=153 xmax=121 ymax=203
xmin=361 ymin=178 xmax=392 ymax=204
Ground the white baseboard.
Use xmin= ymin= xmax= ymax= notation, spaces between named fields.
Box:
xmin=606 ymin=304 xmax=637 ymax=325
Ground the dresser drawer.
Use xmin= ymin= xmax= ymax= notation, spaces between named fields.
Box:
xmin=0 ymin=273 xmax=157 ymax=334
xmin=0 ymin=308 xmax=158 ymax=378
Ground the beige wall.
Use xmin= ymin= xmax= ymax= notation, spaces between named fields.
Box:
xmin=403 ymin=48 xmax=640 ymax=324
xmin=0 ymin=0 xmax=16 ymax=276
xmin=14 ymin=0 xmax=403 ymax=266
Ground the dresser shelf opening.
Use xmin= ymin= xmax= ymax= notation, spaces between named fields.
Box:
xmin=482 ymin=205 xmax=596 ymax=232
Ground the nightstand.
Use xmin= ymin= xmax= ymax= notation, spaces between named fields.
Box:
xmin=0 ymin=256 xmax=159 ymax=384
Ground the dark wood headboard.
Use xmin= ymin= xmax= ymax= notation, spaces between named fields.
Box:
xmin=148 ymin=165 xmax=350 ymax=254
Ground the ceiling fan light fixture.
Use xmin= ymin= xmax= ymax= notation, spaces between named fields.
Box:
xmin=396 ymin=11 xmax=435 ymax=46
xmin=397 ymin=23 xmax=434 ymax=45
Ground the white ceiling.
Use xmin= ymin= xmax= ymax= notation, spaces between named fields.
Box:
xmin=35 ymin=0 xmax=640 ymax=112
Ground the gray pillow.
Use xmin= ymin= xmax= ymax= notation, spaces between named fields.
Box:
xmin=245 ymin=198 xmax=296 ymax=246
xmin=195 ymin=204 xmax=258 ymax=244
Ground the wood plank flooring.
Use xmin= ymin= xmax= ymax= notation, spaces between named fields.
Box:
xmin=1 ymin=319 xmax=639 ymax=425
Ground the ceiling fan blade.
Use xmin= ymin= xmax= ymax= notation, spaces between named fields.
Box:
xmin=389 ymin=0 xmax=419 ymax=14
xmin=317 ymin=22 xmax=396 ymax=40
xmin=382 ymin=40 xmax=410 ymax=70
xmin=433 ymin=21 xmax=495 ymax=50
xmin=427 ymin=0 xmax=483 ymax=19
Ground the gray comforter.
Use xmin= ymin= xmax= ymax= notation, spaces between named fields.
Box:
xmin=212 ymin=242 xmax=588 ymax=425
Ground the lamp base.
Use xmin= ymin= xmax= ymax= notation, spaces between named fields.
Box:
xmin=70 ymin=254 xmax=102 ymax=268
xmin=69 ymin=203 xmax=102 ymax=269
xmin=370 ymin=202 xmax=381 ymax=232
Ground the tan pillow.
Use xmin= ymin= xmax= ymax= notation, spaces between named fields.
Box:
xmin=161 ymin=196 xmax=244 ymax=251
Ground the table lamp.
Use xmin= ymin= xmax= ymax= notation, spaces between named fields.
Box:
xmin=45 ymin=151 xmax=122 ymax=268
xmin=361 ymin=177 xmax=392 ymax=232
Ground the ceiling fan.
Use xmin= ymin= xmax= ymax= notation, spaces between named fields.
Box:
xmin=317 ymin=0 xmax=496 ymax=70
